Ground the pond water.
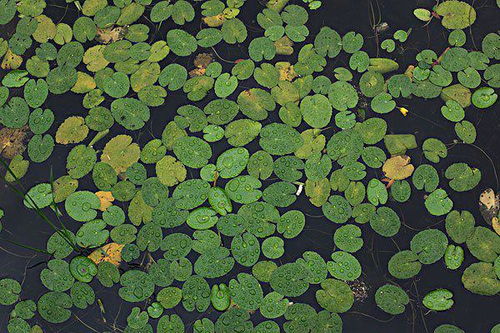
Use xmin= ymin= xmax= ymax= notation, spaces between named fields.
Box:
xmin=0 ymin=0 xmax=499 ymax=332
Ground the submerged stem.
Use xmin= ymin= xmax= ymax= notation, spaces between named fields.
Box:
xmin=0 ymin=159 xmax=79 ymax=252
xmin=0 ymin=237 xmax=51 ymax=255
xmin=450 ymin=142 xmax=499 ymax=190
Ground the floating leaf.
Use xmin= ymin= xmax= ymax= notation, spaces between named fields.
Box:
xmin=101 ymin=135 xmax=140 ymax=174
xmin=410 ymin=229 xmax=448 ymax=264
xmin=472 ymin=87 xmax=497 ymax=108
xmin=388 ymin=250 xmax=422 ymax=279
xmin=423 ymin=289 xmax=454 ymax=311
xmin=88 ymin=242 xmax=124 ymax=266
xmin=37 ymin=292 xmax=72 ymax=324
xmin=56 ymin=116 xmax=89 ymax=144
xmin=69 ymin=256 xmax=98 ymax=283
xmin=414 ymin=8 xmax=432 ymax=21
xmin=435 ymin=1 xmax=476 ymax=29
xmin=444 ymin=244 xmax=464 ymax=270
xmin=375 ymin=284 xmax=409 ymax=315
xmin=462 ymin=262 xmax=500 ymax=296
xmin=445 ymin=163 xmax=481 ymax=192
xmin=0 ymin=278 xmax=21 ymax=305
xmin=382 ymin=155 xmax=414 ymax=180
xmin=316 ymin=278 xmax=353 ymax=313
xmin=425 ymin=189 xmax=453 ymax=216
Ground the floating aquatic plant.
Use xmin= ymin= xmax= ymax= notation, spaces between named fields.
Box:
xmin=0 ymin=0 xmax=498 ymax=332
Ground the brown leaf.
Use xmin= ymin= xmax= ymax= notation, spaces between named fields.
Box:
xmin=95 ymin=26 xmax=128 ymax=44
xmin=189 ymin=53 xmax=213 ymax=77
xmin=194 ymin=53 xmax=213 ymax=68
xmin=0 ymin=126 xmax=31 ymax=159
xmin=479 ymin=188 xmax=499 ymax=226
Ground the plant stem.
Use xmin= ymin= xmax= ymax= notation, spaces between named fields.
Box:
xmin=49 ymin=167 xmax=70 ymax=234
xmin=0 ymin=159 xmax=79 ymax=252
xmin=0 ymin=237 xmax=51 ymax=255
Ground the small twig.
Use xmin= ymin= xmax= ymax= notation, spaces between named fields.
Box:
xmin=348 ymin=311 xmax=395 ymax=323
xmin=412 ymin=280 xmax=429 ymax=333
xmin=452 ymin=142 xmax=499 ymax=190
xmin=73 ymin=314 xmax=100 ymax=333
xmin=210 ymin=46 xmax=237 ymax=64
xmin=0 ymin=245 xmax=36 ymax=258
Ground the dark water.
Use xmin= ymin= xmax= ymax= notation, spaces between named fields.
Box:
xmin=0 ymin=0 xmax=499 ymax=332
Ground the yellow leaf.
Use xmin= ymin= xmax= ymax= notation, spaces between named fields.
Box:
xmin=96 ymin=191 xmax=114 ymax=211
xmin=276 ymin=62 xmax=297 ymax=81
xmin=71 ymin=71 xmax=96 ymax=93
xmin=88 ymin=243 xmax=124 ymax=266
xmin=55 ymin=116 xmax=89 ymax=144
xmin=275 ymin=36 xmax=294 ymax=56
xmin=223 ymin=8 xmax=239 ymax=19
xmin=404 ymin=65 xmax=415 ymax=79
xmin=83 ymin=45 xmax=109 ymax=72
xmin=32 ymin=15 xmax=57 ymax=43
xmin=2 ymin=49 xmax=23 ymax=69
xmin=202 ymin=14 xmax=226 ymax=27
xmin=382 ymin=155 xmax=414 ymax=180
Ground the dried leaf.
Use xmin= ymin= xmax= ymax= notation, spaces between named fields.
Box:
xmin=479 ymin=188 xmax=499 ymax=226
xmin=194 ymin=53 xmax=213 ymax=68
xmin=0 ymin=126 xmax=31 ymax=159
xmin=96 ymin=26 xmax=128 ymax=44
xmin=189 ymin=53 xmax=213 ymax=77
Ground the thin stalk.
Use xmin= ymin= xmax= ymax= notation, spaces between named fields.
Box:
xmin=49 ymin=167 xmax=70 ymax=234
xmin=0 ymin=237 xmax=51 ymax=255
xmin=47 ymin=174 xmax=82 ymax=253
xmin=369 ymin=0 xmax=382 ymax=57
xmin=0 ymin=245 xmax=35 ymax=258
xmin=413 ymin=280 xmax=429 ymax=333
xmin=348 ymin=311 xmax=395 ymax=322
xmin=211 ymin=46 xmax=237 ymax=64
xmin=452 ymin=142 xmax=499 ymax=190
xmin=0 ymin=159 xmax=78 ymax=251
